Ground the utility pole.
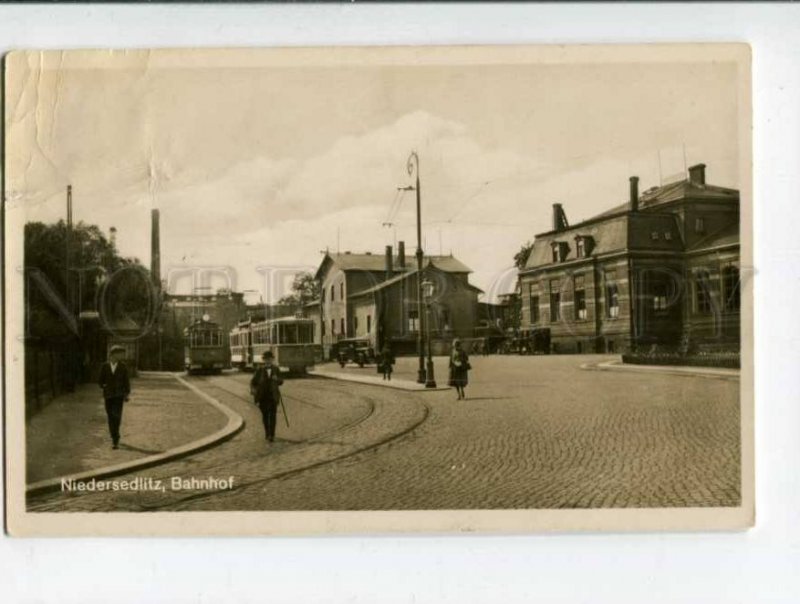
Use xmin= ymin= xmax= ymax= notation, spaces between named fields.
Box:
xmin=401 ymin=151 xmax=427 ymax=384
xmin=65 ymin=185 xmax=73 ymax=312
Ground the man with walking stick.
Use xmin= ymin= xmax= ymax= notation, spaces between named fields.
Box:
xmin=250 ymin=349 xmax=286 ymax=443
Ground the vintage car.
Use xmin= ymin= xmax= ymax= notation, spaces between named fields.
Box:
xmin=334 ymin=338 xmax=376 ymax=368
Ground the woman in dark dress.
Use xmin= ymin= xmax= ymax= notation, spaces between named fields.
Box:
xmin=449 ymin=339 xmax=470 ymax=400
xmin=380 ymin=344 xmax=395 ymax=381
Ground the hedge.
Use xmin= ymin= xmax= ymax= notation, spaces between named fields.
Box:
xmin=622 ymin=351 xmax=740 ymax=369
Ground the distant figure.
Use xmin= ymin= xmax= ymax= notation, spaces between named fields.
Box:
xmin=448 ymin=338 xmax=471 ymax=400
xmin=250 ymin=349 xmax=284 ymax=443
xmin=380 ymin=344 xmax=395 ymax=381
xmin=98 ymin=345 xmax=131 ymax=449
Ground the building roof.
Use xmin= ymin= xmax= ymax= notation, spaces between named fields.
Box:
xmin=687 ymin=221 xmax=740 ymax=252
xmin=639 ymin=179 xmax=739 ymax=206
xmin=314 ymin=251 xmax=472 ymax=280
xmin=349 ymin=263 xmax=483 ymax=298
xmin=523 ymin=173 xmax=739 ymax=271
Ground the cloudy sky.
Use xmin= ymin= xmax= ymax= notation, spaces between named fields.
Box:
xmin=7 ymin=47 xmax=743 ymax=302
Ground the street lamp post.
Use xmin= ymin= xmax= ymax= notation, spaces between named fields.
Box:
xmin=405 ymin=151 xmax=427 ymax=384
xmin=422 ymin=278 xmax=437 ymax=388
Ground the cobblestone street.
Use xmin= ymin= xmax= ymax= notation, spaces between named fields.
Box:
xmin=28 ymin=355 xmax=740 ymax=512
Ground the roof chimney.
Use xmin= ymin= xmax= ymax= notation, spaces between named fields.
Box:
xmin=629 ymin=176 xmax=639 ymax=212
xmin=385 ymin=245 xmax=393 ymax=278
xmin=397 ymin=240 xmax=406 ymax=269
xmin=688 ymin=163 xmax=706 ymax=186
xmin=552 ymin=203 xmax=568 ymax=232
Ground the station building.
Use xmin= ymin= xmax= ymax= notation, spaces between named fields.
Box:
xmin=313 ymin=243 xmax=481 ymax=357
xmin=518 ymin=163 xmax=741 ymax=354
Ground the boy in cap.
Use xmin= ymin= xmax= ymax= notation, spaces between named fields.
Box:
xmin=250 ymin=349 xmax=284 ymax=442
xmin=98 ymin=345 xmax=131 ymax=449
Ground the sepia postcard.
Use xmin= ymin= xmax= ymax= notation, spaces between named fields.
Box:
xmin=3 ymin=44 xmax=753 ymax=536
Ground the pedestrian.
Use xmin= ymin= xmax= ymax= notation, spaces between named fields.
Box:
xmin=250 ymin=349 xmax=284 ymax=443
xmin=98 ymin=345 xmax=131 ymax=449
xmin=380 ymin=343 xmax=395 ymax=381
xmin=448 ymin=338 xmax=471 ymax=400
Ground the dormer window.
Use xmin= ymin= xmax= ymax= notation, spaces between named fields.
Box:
xmin=573 ymin=235 xmax=594 ymax=258
xmin=551 ymin=242 xmax=569 ymax=263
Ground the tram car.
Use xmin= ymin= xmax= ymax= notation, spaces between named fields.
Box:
xmin=229 ymin=316 xmax=321 ymax=374
xmin=229 ymin=320 xmax=254 ymax=369
xmin=184 ymin=315 xmax=227 ymax=374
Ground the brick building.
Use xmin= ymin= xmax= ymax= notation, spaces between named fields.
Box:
xmin=313 ymin=243 xmax=481 ymax=357
xmin=518 ymin=163 xmax=740 ymax=354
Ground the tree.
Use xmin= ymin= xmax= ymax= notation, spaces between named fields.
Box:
xmin=277 ymin=272 xmax=320 ymax=314
xmin=514 ymin=241 xmax=535 ymax=270
xmin=24 ymin=220 xmax=155 ymax=338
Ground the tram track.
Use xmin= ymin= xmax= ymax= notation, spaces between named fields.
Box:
xmin=27 ymin=373 xmax=431 ymax=512
xmin=140 ymin=376 xmax=432 ymax=511
xmin=197 ymin=373 xmax=378 ymax=443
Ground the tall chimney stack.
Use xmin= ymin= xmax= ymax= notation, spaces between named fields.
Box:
xmin=151 ymin=209 xmax=161 ymax=288
xmin=385 ymin=245 xmax=393 ymax=278
xmin=552 ymin=203 xmax=568 ymax=232
xmin=688 ymin=163 xmax=706 ymax=186
xmin=629 ymin=176 xmax=639 ymax=211
xmin=398 ymin=240 xmax=406 ymax=269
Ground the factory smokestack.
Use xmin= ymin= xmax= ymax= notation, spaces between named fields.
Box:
xmin=151 ymin=209 xmax=161 ymax=289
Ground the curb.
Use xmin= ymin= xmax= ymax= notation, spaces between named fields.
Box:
xmin=26 ymin=373 xmax=245 ymax=498
xmin=581 ymin=360 xmax=740 ymax=380
xmin=307 ymin=369 xmax=451 ymax=392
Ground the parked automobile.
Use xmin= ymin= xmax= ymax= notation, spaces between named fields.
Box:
xmin=334 ymin=338 xmax=376 ymax=368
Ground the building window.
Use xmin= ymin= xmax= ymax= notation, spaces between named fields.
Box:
xmin=694 ymin=270 xmax=713 ymax=314
xmin=530 ymin=294 xmax=539 ymax=325
xmin=549 ymin=279 xmax=561 ymax=322
xmin=321 ymin=321 xmax=325 ymax=336
xmin=695 ymin=217 xmax=705 ymax=234
xmin=331 ymin=318 xmax=335 ymax=335
xmin=551 ymin=245 xmax=559 ymax=263
xmin=367 ymin=315 xmax=372 ymax=334
xmin=340 ymin=318 xmax=345 ymax=336
xmin=439 ymin=308 xmax=450 ymax=332
xmin=330 ymin=285 xmax=335 ymax=302
xmin=605 ymin=271 xmax=619 ymax=318
xmin=408 ymin=310 xmax=419 ymax=333
xmin=722 ymin=265 xmax=740 ymax=312
xmin=652 ymin=283 xmax=668 ymax=311
xmin=340 ymin=283 xmax=344 ymax=300
xmin=574 ymin=275 xmax=586 ymax=320
xmin=576 ymin=238 xmax=585 ymax=258
xmin=353 ymin=316 xmax=358 ymax=332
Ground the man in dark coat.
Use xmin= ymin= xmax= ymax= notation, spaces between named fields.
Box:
xmin=250 ymin=349 xmax=284 ymax=442
xmin=98 ymin=345 xmax=131 ymax=449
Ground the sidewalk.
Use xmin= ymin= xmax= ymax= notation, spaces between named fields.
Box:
xmin=26 ymin=373 xmax=238 ymax=490
xmin=309 ymin=357 xmax=452 ymax=391
xmin=582 ymin=359 xmax=740 ymax=379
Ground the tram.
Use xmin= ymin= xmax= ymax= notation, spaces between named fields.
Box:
xmin=229 ymin=316 xmax=321 ymax=374
xmin=184 ymin=315 xmax=227 ymax=374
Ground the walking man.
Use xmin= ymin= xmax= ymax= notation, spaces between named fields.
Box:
xmin=98 ymin=345 xmax=131 ymax=449
xmin=250 ymin=349 xmax=284 ymax=443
